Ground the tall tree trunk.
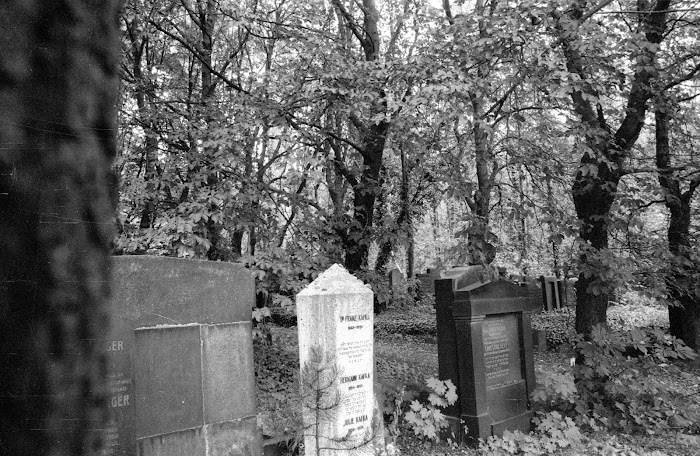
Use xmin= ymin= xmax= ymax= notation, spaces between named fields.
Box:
xmin=464 ymin=0 xmax=498 ymax=266
xmin=0 ymin=2 xmax=119 ymax=456
xmin=345 ymin=123 xmax=389 ymax=270
xmin=656 ymin=110 xmax=700 ymax=349
xmin=197 ymin=0 xmax=224 ymax=260
xmin=544 ymin=167 xmax=559 ymax=276
xmin=374 ymin=168 xmax=392 ymax=273
xmin=125 ymin=9 xmax=159 ymax=232
xmin=332 ymin=0 xmax=391 ymax=272
xmin=401 ymin=145 xmax=414 ymax=278
xmin=557 ymin=0 xmax=670 ymax=336
xmin=572 ymin=146 xmax=619 ymax=334
xmin=468 ymin=106 xmax=496 ymax=265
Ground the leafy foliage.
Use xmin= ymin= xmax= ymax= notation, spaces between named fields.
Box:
xmin=531 ymin=308 xmax=577 ymax=349
xmin=374 ymin=310 xmax=437 ymax=338
xmin=531 ymin=371 xmax=577 ymax=416
xmin=115 ymin=0 xmax=700 ymax=367
xmin=253 ymin=339 xmax=302 ymax=439
xmin=530 ymin=324 xmax=700 ymax=437
xmin=573 ymin=325 xmax=699 ymax=434
xmin=403 ymin=377 xmax=457 ymax=443
xmin=480 ymin=411 xmax=584 ymax=456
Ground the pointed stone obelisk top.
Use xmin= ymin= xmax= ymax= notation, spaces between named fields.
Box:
xmin=297 ymin=263 xmax=371 ymax=296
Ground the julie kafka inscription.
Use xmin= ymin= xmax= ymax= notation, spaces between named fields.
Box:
xmin=482 ymin=314 xmax=522 ymax=389
xmin=101 ymin=317 xmax=135 ymax=456
xmin=337 ymin=312 xmax=373 ymax=437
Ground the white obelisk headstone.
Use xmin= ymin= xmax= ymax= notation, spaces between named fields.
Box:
xmin=296 ymin=264 xmax=381 ymax=455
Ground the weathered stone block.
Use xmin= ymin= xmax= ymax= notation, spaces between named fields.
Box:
xmin=137 ymin=428 xmax=206 ymax=456
xmin=201 ymin=322 xmax=256 ymax=423
xmin=206 ymin=417 xmax=262 ymax=456
xmin=111 ymin=256 xmax=253 ymax=326
xmin=135 ymin=326 xmax=204 ymax=438
xmin=100 ymin=256 xmax=259 ymax=456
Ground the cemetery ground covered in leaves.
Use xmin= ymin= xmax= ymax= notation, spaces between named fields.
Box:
xmin=254 ymin=302 xmax=700 ymax=456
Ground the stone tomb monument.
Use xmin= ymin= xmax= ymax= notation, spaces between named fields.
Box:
xmin=435 ymin=267 xmax=535 ymax=443
xmin=296 ymin=264 xmax=383 ymax=455
xmin=415 ymin=268 xmax=444 ymax=296
xmin=386 ymin=266 xmax=405 ymax=291
xmin=99 ymin=255 xmax=260 ymax=456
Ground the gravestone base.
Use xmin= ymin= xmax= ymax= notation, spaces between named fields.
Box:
xmin=490 ymin=411 xmax=533 ymax=437
xmin=137 ymin=420 xmax=261 ymax=456
xmin=440 ymin=416 xmax=462 ymax=443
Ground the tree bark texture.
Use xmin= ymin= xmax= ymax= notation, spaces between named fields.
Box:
xmin=332 ymin=0 xmax=392 ymax=272
xmin=559 ymin=0 xmax=671 ymax=336
xmin=656 ymin=110 xmax=700 ymax=350
xmin=0 ymin=1 xmax=119 ymax=455
xmin=345 ymin=121 xmax=389 ymax=271
xmin=123 ymin=8 xmax=159 ymax=232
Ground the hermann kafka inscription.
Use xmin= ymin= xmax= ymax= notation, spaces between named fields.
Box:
xmin=482 ymin=314 xmax=522 ymax=388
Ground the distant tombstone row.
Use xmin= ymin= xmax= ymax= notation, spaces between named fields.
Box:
xmin=511 ymin=275 xmax=577 ymax=312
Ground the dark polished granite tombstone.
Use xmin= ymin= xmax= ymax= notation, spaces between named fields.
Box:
xmin=435 ymin=267 xmax=535 ymax=443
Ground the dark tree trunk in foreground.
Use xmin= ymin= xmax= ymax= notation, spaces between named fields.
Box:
xmin=0 ymin=1 xmax=119 ymax=455
xmin=656 ymin=110 xmax=700 ymax=350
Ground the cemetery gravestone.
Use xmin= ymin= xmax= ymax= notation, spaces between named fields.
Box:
xmin=296 ymin=264 xmax=383 ymax=455
xmin=435 ymin=267 xmax=535 ymax=443
xmin=100 ymin=255 xmax=260 ymax=456
xmin=415 ymin=268 xmax=444 ymax=296
xmin=539 ymin=276 xmax=564 ymax=311
xmin=524 ymin=278 xmax=543 ymax=314
xmin=387 ymin=267 xmax=405 ymax=291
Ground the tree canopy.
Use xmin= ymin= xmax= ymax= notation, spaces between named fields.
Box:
xmin=114 ymin=0 xmax=700 ymax=346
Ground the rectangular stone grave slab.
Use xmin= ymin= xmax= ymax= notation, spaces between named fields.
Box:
xmin=135 ymin=325 xmax=203 ymax=438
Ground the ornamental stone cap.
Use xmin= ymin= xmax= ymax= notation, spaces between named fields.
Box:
xmin=441 ymin=264 xmax=499 ymax=291
xmin=297 ymin=263 xmax=372 ymax=296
